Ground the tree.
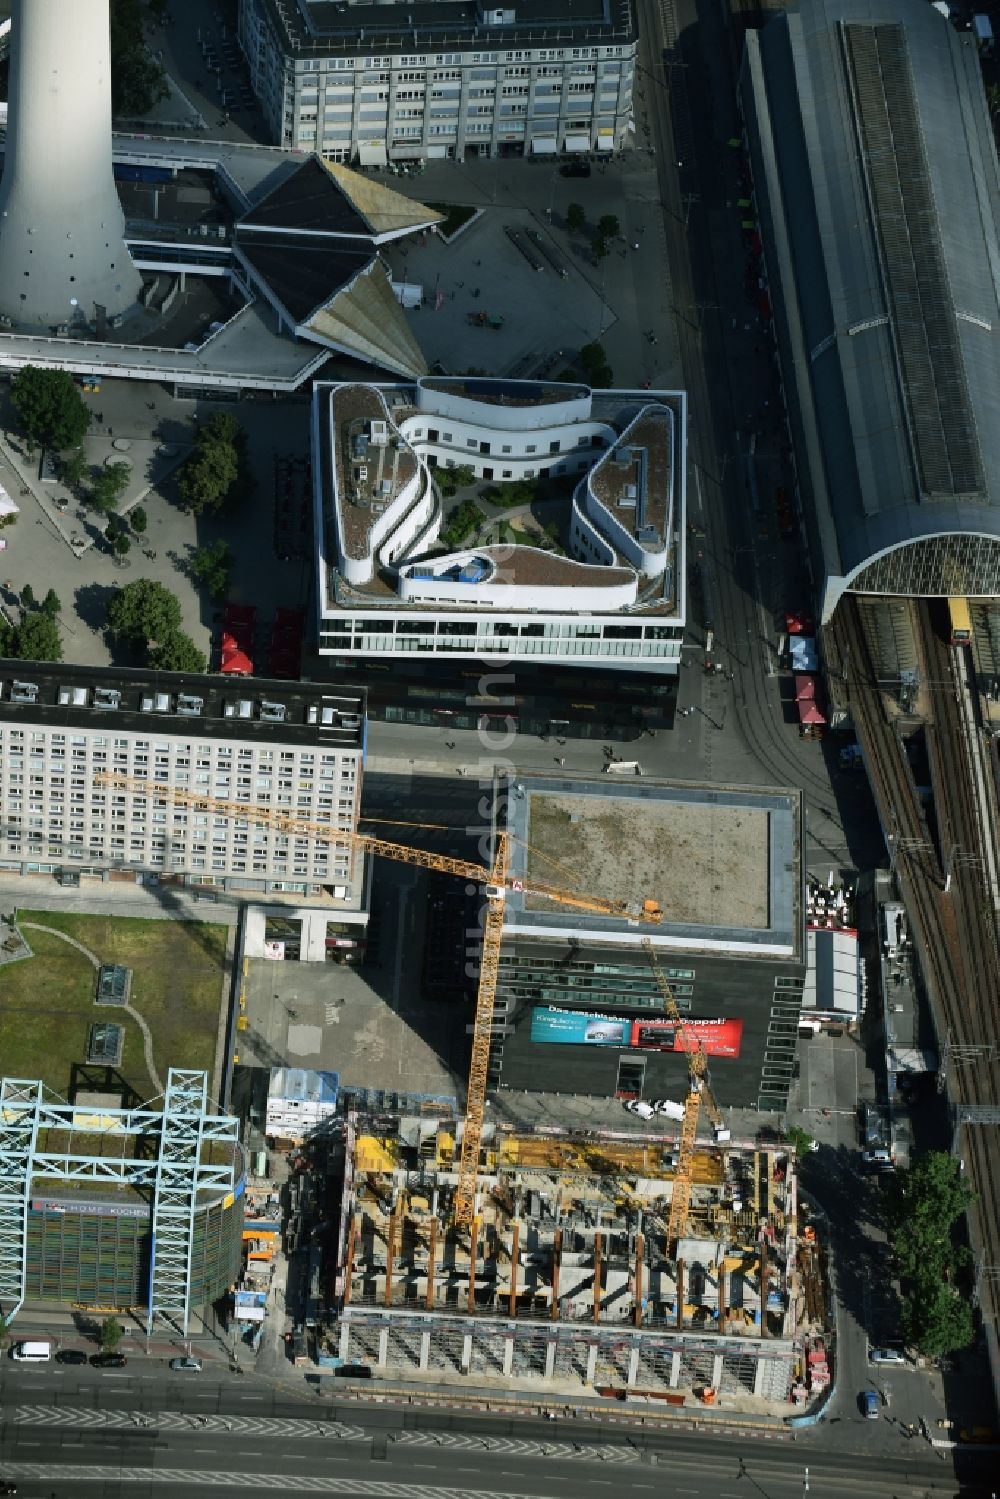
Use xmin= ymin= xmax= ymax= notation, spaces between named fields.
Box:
xmin=597 ymin=213 xmax=621 ymax=241
xmin=178 ymin=412 xmax=246 ymax=516
xmin=107 ymin=578 xmax=182 ymax=648
xmin=41 ymin=588 xmax=62 ymax=619
xmin=91 ymin=462 xmax=131 ymax=515
xmin=100 ymin=1316 xmax=124 ymax=1354
xmin=887 ymin=1151 xmax=975 ymax=1254
xmin=784 ymin=1126 xmax=815 ymax=1157
xmin=59 ymin=447 xmax=88 ymax=491
xmin=451 ymin=464 xmax=476 ymax=488
xmin=10 ymin=366 xmax=89 ymax=453
xmin=593 ymin=236 xmax=609 ymax=263
xmin=0 ymin=616 xmax=12 ymax=656
xmin=566 ymin=202 xmax=586 ymax=233
xmin=901 ymin=1279 xmax=974 ymax=1359
xmin=130 ymin=505 xmax=147 ymax=535
xmin=190 ymin=539 xmax=232 ymax=599
xmin=12 ymin=611 xmax=63 ymax=662
xmin=112 ymin=530 xmax=132 ymax=558
xmin=20 ymin=583 xmax=36 ymax=610
xmin=149 ymin=629 xmax=206 ymax=674
xmin=578 ymin=340 xmax=613 ymax=389
xmin=887 ymin=1151 xmax=977 ymax=1358
xmin=109 ymin=0 xmax=168 ymax=116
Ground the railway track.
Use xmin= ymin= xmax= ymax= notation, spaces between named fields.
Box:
xmin=829 ymin=598 xmax=1000 ymax=1337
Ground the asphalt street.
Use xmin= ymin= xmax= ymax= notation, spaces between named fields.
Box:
xmin=2 ymin=1352 xmax=995 ymax=1494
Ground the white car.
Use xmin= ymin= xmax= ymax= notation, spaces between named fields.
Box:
xmin=623 ymin=1100 xmax=655 ymax=1120
xmin=869 ymin=1346 xmax=905 ymax=1365
xmin=169 ymin=1356 xmax=203 ymax=1372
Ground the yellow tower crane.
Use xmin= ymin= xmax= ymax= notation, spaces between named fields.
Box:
xmin=642 ymin=938 xmax=730 ymax=1246
xmin=95 ymin=771 xmax=662 ymax=1228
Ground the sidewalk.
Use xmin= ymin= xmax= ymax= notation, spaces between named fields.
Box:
xmin=0 ymin=873 xmax=239 ymax=926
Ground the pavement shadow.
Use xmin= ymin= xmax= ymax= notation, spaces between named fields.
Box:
xmin=73 ymin=580 xmax=118 ymax=633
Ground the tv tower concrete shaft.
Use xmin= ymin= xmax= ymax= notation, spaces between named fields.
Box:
xmin=0 ymin=0 xmax=142 ymax=329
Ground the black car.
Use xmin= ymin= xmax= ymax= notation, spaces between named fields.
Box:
xmin=0 ymin=1481 xmax=17 ymax=1495
xmin=334 ymin=1363 xmax=372 ymax=1379
xmin=55 ymin=1348 xmax=88 ymax=1365
xmin=560 ymin=158 xmax=591 ymax=178
xmin=90 ymin=1352 xmax=127 ymax=1368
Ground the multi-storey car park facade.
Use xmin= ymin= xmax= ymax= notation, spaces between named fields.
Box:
xmin=0 ymin=662 xmax=366 ymax=903
xmin=313 ymin=378 xmax=686 ymax=673
xmin=0 ymin=1069 xmax=243 ymax=1335
xmin=238 ymin=0 xmax=636 ymax=163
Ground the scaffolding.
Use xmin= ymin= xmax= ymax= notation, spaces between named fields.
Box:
xmin=0 ymin=1069 xmax=239 ymax=1334
xmin=0 ymin=1079 xmax=44 ymax=1326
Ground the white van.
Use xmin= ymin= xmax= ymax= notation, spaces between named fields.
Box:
xmin=11 ymin=1339 xmax=51 ymax=1361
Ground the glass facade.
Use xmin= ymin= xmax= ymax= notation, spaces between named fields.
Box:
xmin=496 ymin=953 xmax=695 ymax=1011
xmin=849 ymin=534 xmax=1000 ymax=598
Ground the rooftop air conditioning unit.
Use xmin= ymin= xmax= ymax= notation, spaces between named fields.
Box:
xmin=93 ymin=688 xmax=121 ymax=710
xmin=259 ymin=700 xmax=288 ymax=723
xmin=370 ymin=419 xmax=388 ymax=444
xmin=11 ymin=681 xmax=40 ymax=703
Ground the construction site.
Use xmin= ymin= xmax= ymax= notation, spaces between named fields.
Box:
xmin=326 ymin=1112 xmax=822 ymax=1409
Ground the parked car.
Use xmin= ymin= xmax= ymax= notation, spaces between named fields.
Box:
xmin=90 ymin=1352 xmax=127 ymax=1368
xmin=869 ymin=1346 xmax=905 ymax=1364
xmin=0 ymin=1480 xmax=17 ymax=1494
xmin=861 ymin=1390 xmax=879 ymax=1420
xmin=623 ymin=1099 xmax=655 ymax=1120
xmin=649 ymin=1099 xmax=686 ymax=1121
xmin=55 ymin=1349 xmax=88 ymax=1365
xmin=334 ymin=1363 xmax=372 ymax=1379
xmin=169 ymin=1356 xmax=203 ymax=1372
xmin=560 ymin=158 xmax=591 ymax=178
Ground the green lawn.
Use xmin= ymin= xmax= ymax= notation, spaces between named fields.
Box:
xmin=1 ymin=910 xmax=228 ymax=1102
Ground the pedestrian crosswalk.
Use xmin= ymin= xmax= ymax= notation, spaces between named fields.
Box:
xmin=13 ymin=1406 xmax=641 ymax=1465
xmin=393 ymin=1432 xmax=639 ymax=1464
xmin=14 ymin=1405 xmax=367 ymax=1440
xmin=0 ymin=1469 xmax=545 ymax=1497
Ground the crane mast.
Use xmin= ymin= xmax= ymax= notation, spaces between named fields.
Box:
xmin=95 ymin=772 xmax=661 ymax=1229
xmin=642 ymin=938 xmax=729 ymax=1245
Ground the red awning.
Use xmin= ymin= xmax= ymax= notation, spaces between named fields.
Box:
xmin=785 ymin=611 xmax=814 ymax=636
xmin=795 ymin=674 xmax=817 ymax=702
xmin=797 ymin=699 xmax=826 ymax=726
xmin=221 ymin=645 xmax=254 ymax=675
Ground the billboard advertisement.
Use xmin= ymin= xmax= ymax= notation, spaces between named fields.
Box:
xmin=530 ymin=1008 xmax=743 ymax=1058
xmin=529 ymin=1008 xmax=631 ymax=1047
xmin=630 ymin=1016 xmax=743 ymax=1058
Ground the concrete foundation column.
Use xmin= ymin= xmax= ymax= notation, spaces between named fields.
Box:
xmin=626 ymin=1345 xmax=640 ymax=1387
xmin=378 ymin=1328 xmax=388 ymax=1368
xmin=338 ymin=1322 xmax=351 ymax=1361
xmin=711 ymin=1353 xmax=724 ymax=1390
xmin=585 ymin=1343 xmax=598 ymax=1385
xmin=753 ymin=1357 xmax=766 ymax=1397
xmin=503 ymin=1338 xmax=514 ymax=1377
xmin=461 ymin=1333 xmax=472 ymax=1373
xmin=544 ymin=1341 xmax=556 ymax=1379
xmin=669 ymin=1350 xmax=681 ymax=1388
xmin=419 ymin=1331 xmax=430 ymax=1371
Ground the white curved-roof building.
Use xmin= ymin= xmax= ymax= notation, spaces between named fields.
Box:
xmin=314 ymin=378 xmax=686 ymax=673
